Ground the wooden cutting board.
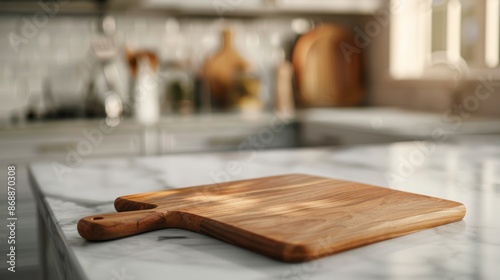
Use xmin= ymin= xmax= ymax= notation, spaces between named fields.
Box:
xmin=292 ymin=24 xmax=363 ymax=107
xmin=78 ymin=174 xmax=465 ymax=262
xmin=202 ymin=29 xmax=248 ymax=109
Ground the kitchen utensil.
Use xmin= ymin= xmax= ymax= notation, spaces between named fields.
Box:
xmin=232 ymin=71 xmax=262 ymax=113
xmin=134 ymin=57 xmax=160 ymax=125
xmin=124 ymin=49 xmax=160 ymax=123
xmin=292 ymin=24 xmax=363 ymax=107
xmin=159 ymin=62 xmax=195 ymax=115
xmin=274 ymin=61 xmax=295 ymax=117
xmin=202 ymin=29 xmax=249 ymax=109
xmin=85 ymin=15 xmax=126 ymax=123
xmin=78 ymin=174 xmax=465 ymax=262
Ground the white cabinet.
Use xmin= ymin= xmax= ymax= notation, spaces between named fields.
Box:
xmin=160 ymin=127 xmax=297 ymax=154
xmin=0 ymin=161 xmax=39 ymax=278
xmin=0 ymin=114 xmax=298 ymax=160
xmin=0 ymin=122 xmax=145 ymax=162
xmin=0 ymin=121 xmax=145 ymax=280
xmin=159 ymin=115 xmax=298 ymax=154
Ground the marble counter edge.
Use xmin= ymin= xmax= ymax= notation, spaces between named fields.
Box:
xmin=28 ymin=165 xmax=90 ymax=280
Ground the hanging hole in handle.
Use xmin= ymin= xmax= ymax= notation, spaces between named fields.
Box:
xmin=91 ymin=217 xmax=104 ymax=220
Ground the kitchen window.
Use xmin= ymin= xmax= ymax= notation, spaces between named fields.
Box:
xmin=389 ymin=0 xmax=500 ymax=80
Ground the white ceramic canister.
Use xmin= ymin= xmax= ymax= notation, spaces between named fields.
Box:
xmin=134 ymin=58 xmax=160 ymax=125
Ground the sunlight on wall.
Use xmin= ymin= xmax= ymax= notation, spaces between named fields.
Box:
xmin=485 ymin=0 xmax=500 ymax=67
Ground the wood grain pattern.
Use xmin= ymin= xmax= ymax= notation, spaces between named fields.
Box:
xmin=292 ymin=24 xmax=363 ymax=107
xmin=202 ymin=29 xmax=248 ymax=109
xmin=77 ymin=174 xmax=465 ymax=262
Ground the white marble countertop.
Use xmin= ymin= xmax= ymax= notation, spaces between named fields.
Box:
xmin=29 ymin=142 xmax=500 ymax=280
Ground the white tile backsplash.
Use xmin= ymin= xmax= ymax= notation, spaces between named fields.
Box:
xmin=0 ymin=13 xmax=360 ymax=121
xmin=0 ymin=15 xmax=295 ymax=120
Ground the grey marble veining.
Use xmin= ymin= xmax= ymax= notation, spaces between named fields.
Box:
xmin=29 ymin=142 xmax=500 ymax=280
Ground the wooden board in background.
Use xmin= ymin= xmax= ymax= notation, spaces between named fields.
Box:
xmin=292 ymin=24 xmax=363 ymax=107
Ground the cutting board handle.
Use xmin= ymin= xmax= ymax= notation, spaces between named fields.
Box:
xmin=77 ymin=210 xmax=169 ymax=241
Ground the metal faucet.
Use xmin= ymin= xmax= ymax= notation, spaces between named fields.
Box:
xmin=86 ymin=15 xmax=123 ymax=126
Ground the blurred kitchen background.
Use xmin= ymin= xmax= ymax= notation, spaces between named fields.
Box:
xmin=1 ymin=0 xmax=500 ymax=279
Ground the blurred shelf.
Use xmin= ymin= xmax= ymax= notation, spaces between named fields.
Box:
xmin=127 ymin=0 xmax=385 ymax=16
xmin=0 ymin=0 xmax=108 ymax=14
xmin=0 ymin=0 xmax=385 ymax=16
